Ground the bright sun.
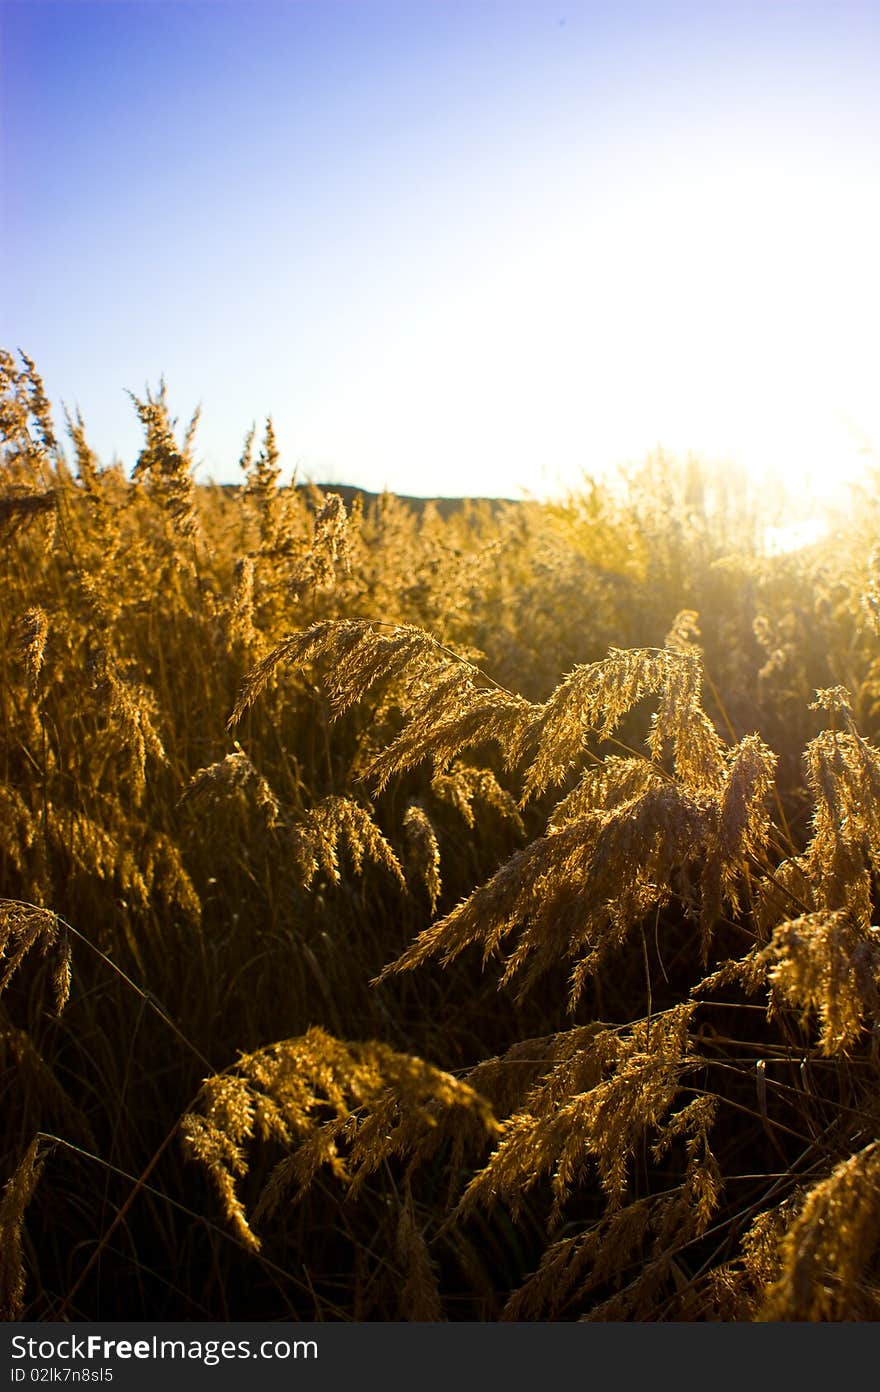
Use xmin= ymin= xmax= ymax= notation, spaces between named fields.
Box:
xmin=312 ymin=162 xmax=880 ymax=510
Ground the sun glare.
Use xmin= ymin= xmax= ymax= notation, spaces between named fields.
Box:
xmin=307 ymin=161 xmax=879 ymax=510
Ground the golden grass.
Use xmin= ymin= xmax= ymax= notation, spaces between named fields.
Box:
xmin=3 ymin=347 xmax=880 ymax=1320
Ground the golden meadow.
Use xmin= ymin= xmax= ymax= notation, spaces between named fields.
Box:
xmin=3 ymin=347 xmax=880 ymax=1321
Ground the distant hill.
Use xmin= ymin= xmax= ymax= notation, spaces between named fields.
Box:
xmin=216 ymin=480 xmax=524 ymax=518
xmin=303 ymin=482 xmax=522 ymax=518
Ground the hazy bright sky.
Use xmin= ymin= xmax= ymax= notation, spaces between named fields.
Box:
xmin=3 ymin=0 xmax=880 ymax=499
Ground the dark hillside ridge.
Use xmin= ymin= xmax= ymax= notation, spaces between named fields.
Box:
xmin=307 ymin=482 xmax=522 ymax=517
xmin=217 ymin=480 xmax=522 ymax=518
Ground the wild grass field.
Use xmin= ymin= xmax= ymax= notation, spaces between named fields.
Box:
xmin=2 ymin=347 xmax=880 ymax=1321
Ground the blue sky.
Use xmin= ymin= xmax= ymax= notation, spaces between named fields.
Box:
xmin=3 ymin=0 xmax=880 ymax=498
